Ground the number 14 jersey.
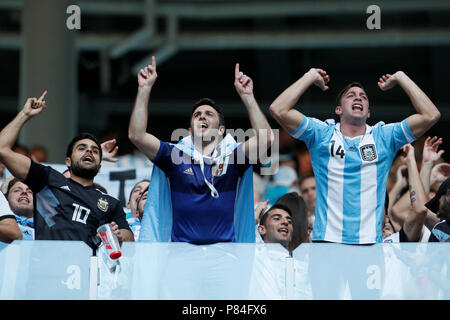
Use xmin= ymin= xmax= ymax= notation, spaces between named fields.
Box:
xmin=290 ymin=117 xmax=415 ymax=244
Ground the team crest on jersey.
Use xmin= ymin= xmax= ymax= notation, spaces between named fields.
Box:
xmin=360 ymin=144 xmax=377 ymax=162
xmin=212 ymin=156 xmax=229 ymax=177
xmin=97 ymin=198 xmax=109 ymax=212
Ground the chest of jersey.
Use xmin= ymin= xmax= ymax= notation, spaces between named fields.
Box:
xmin=35 ymin=182 xmax=114 ymax=230
xmin=326 ymin=131 xmax=378 ymax=165
xmin=168 ymin=155 xmax=240 ymax=194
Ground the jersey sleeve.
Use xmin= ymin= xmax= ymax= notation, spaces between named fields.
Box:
xmin=379 ymin=119 xmax=416 ymax=153
xmin=153 ymin=141 xmax=176 ymax=174
xmin=288 ymin=116 xmax=329 ymax=150
xmin=109 ymin=200 xmax=131 ymax=232
xmin=22 ymin=160 xmax=51 ymax=194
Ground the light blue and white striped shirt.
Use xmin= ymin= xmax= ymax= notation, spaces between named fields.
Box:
xmin=290 ymin=117 xmax=415 ymax=244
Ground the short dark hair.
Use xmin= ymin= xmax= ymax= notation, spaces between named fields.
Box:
xmin=5 ymin=178 xmax=21 ymax=197
xmin=336 ymin=82 xmax=366 ymax=106
xmin=260 ymin=203 xmax=292 ymax=226
xmin=191 ymin=98 xmax=225 ymax=127
xmin=66 ymin=133 xmax=103 ymax=161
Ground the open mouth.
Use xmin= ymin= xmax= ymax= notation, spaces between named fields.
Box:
xmin=18 ymin=197 xmax=30 ymax=204
xmin=278 ymin=227 xmax=289 ymax=236
xmin=82 ymin=155 xmax=94 ymax=164
xmin=352 ymin=103 xmax=363 ymax=111
xmin=197 ymin=122 xmax=209 ymax=132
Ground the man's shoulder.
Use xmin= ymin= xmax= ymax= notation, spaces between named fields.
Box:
xmin=88 ymin=187 xmax=121 ymax=204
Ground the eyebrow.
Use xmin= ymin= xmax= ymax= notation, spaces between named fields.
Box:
xmin=271 ymin=213 xmax=292 ymax=221
xmin=347 ymin=91 xmax=367 ymax=96
xmin=194 ymin=110 xmax=215 ymax=116
xmin=76 ymin=143 xmax=99 ymax=150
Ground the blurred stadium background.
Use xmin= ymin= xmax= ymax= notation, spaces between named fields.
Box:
xmin=0 ymin=0 xmax=449 ymax=164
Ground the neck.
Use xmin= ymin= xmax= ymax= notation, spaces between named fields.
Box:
xmin=15 ymin=209 xmax=33 ymax=219
xmin=193 ymin=137 xmax=219 ymax=156
xmin=340 ymin=120 xmax=366 ymax=138
xmin=70 ymin=175 xmax=94 ymax=187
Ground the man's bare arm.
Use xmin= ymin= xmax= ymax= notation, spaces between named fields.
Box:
xmin=0 ymin=218 xmax=22 ymax=243
xmin=0 ymin=91 xmax=47 ymax=180
xmin=234 ymin=63 xmax=273 ymax=161
xmin=128 ymin=56 xmax=161 ymax=161
xmin=378 ymin=71 xmax=440 ymax=138
xmin=269 ymin=68 xmax=329 ymax=133
xmin=401 ymin=144 xmax=428 ymax=242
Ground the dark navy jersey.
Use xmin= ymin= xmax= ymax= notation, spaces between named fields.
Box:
xmin=153 ymin=141 xmax=251 ymax=244
xmin=23 ymin=161 xmax=130 ymax=247
xmin=429 ymin=220 xmax=450 ymax=242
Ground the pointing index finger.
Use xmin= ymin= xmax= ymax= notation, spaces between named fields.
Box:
xmin=235 ymin=63 xmax=240 ymax=77
xmin=38 ymin=90 xmax=47 ymax=102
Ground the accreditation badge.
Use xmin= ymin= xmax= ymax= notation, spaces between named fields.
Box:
xmin=212 ymin=156 xmax=229 ymax=177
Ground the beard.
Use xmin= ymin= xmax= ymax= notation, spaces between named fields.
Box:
xmin=12 ymin=207 xmax=34 ymax=219
xmin=70 ymin=160 xmax=99 ymax=180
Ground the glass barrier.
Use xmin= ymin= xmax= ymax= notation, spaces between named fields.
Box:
xmin=1 ymin=241 xmax=448 ymax=300
xmin=0 ymin=240 xmax=92 ymax=299
xmin=96 ymin=242 xmax=288 ymax=300
xmin=292 ymin=243 xmax=449 ymax=300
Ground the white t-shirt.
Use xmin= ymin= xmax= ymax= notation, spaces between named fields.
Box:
xmin=0 ymin=192 xmax=14 ymax=220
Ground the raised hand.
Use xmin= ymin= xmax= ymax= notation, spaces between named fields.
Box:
xmin=22 ymin=90 xmax=47 ymax=117
xmin=422 ymin=136 xmax=444 ymax=164
xmin=234 ymin=63 xmax=254 ymax=96
xmin=138 ymin=56 xmax=157 ymax=88
xmin=430 ymin=162 xmax=450 ymax=186
xmin=101 ymin=138 xmax=119 ymax=163
xmin=378 ymin=71 xmax=404 ymax=91
xmin=254 ymin=199 xmax=269 ymax=225
xmin=401 ymin=143 xmax=415 ymax=161
xmin=308 ymin=68 xmax=329 ymax=91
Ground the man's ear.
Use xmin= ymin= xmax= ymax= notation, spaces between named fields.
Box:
xmin=257 ymin=225 xmax=266 ymax=237
xmin=65 ymin=157 xmax=71 ymax=168
xmin=218 ymin=125 xmax=225 ymax=136
xmin=188 ymin=127 xmax=192 ymax=135
xmin=335 ymin=106 xmax=342 ymax=116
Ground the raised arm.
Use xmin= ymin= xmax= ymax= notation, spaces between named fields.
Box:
xmin=418 ymin=136 xmax=445 ymax=230
xmin=128 ymin=56 xmax=161 ymax=161
xmin=387 ymin=164 xmax=407 ymax=232
xmin=378 ymin=71 xmax=440 ymax=138
xmin=269 ymin=68 xmax=329 ymax=133
xmin=401 ymin=144 xmax=428 ymax=242
xmin=0 ymin=91 xmax=47 ymax=180
xmin=234 ymin=63 xmax=273 ymax=161
xmin=420 ymin=136 xmax=444 ymax=193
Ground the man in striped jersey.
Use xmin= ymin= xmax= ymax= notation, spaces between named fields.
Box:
xmin=270 ymin=68 xmax=440 ymax=245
